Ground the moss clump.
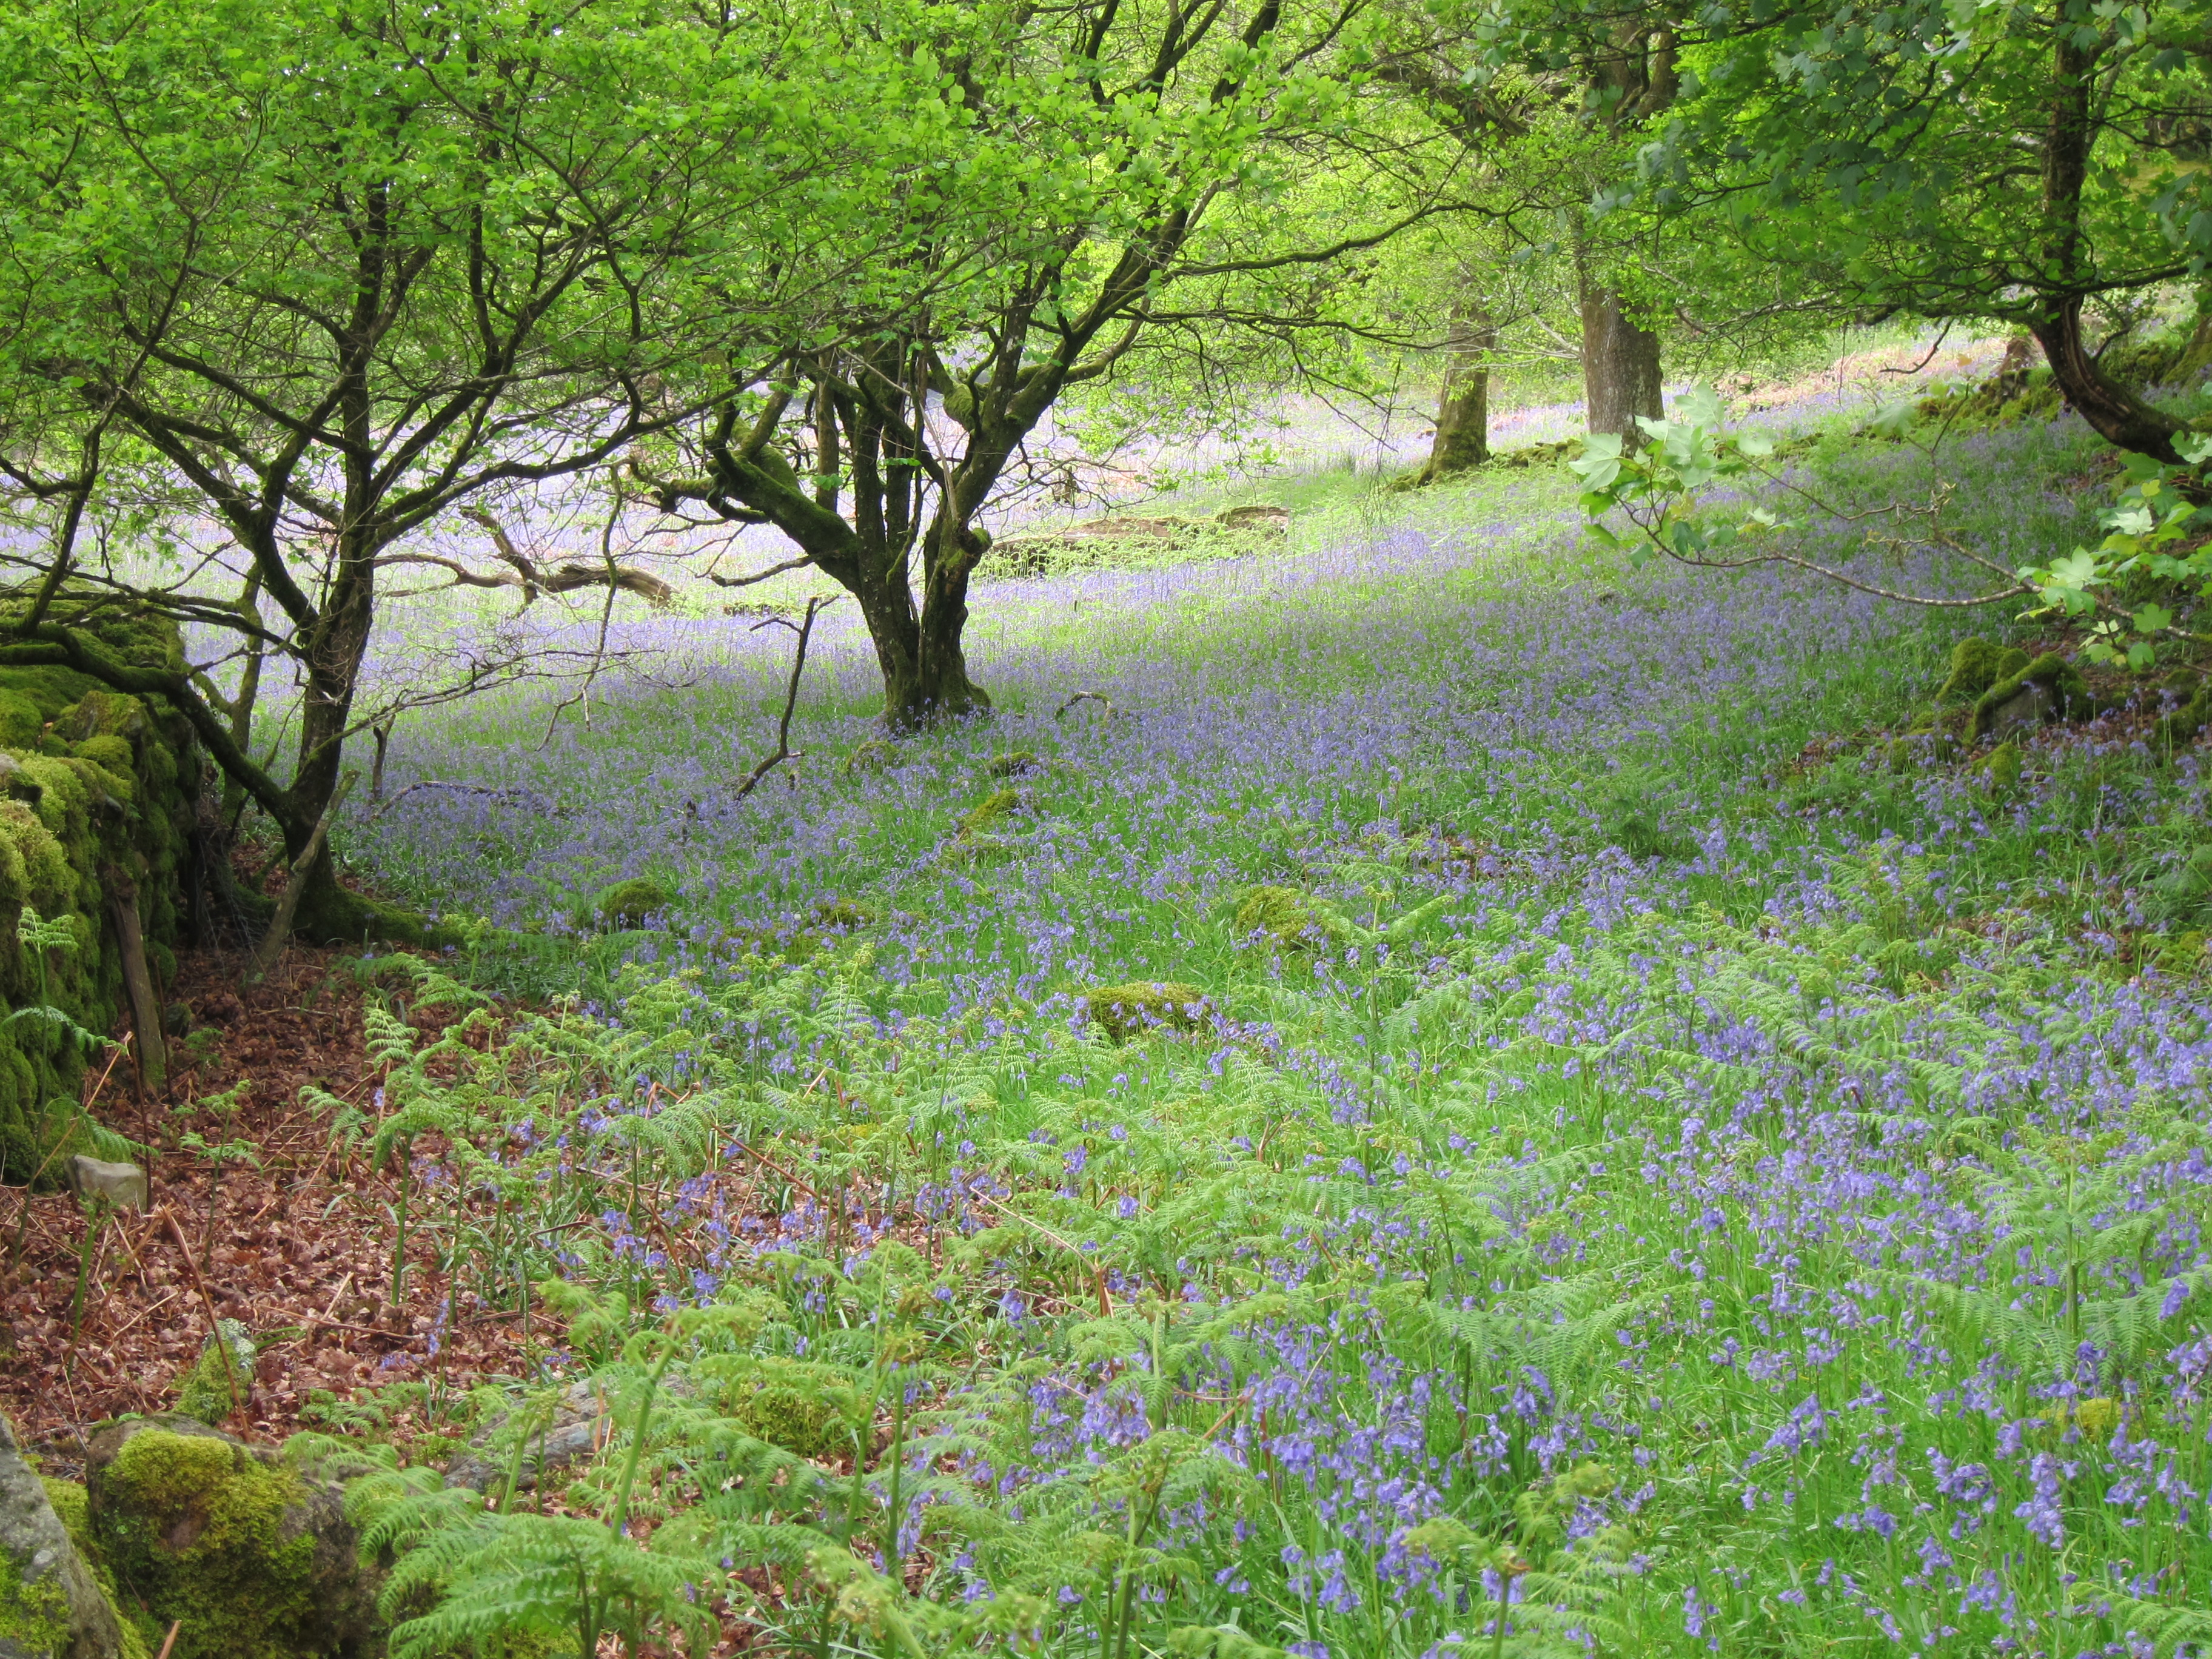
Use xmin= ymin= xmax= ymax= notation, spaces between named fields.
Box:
xmin=0 ymin=608 xmax=203 ymax=1184
xmin=39 ymin=1477 xmax=150 ymax=1659
xmin=986 ymin=751 xmax=1045 ymax=778
xmin=843 ymin=738 xmax=894 ymax=776
xmin=574 ymin=876 xmax=672 ymax=933
xmin=1085 ymin=982 xmax=1209 ymax=1041
xmin=1232 ymin=885 xmax=1349 ymax=950
xmin=1937 ymin=638 xmax=2031 ymax=703
xmin=2156 ymin=672 xmax=2212 ymax=750
xmin=955 ymin=788 xmax=1026 ymax=836
xmin=1982 ymin=740 xmax=2023 ymax=792
xmin=1969 ymin=652 xmax=2091 ymax=740
xmin=172 ymin=1321 xmax=253 ymax=1426
xmin=0 ymin=1530 xmax=73 ymax=1657
xmin=90 ymin=1425 xmax=350 ymax=1659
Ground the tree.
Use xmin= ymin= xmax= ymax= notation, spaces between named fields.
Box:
xmin=1539 ymin=0 xmax=2212 ymax=460
xmin=0 ymin=0 xmax=917 ymax=934
xmin=642 ymin=0 xmax=1468 ymax=727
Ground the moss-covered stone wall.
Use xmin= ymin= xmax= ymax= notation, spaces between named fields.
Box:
xmin=0 ymin=603 xmax=201 ymax=1182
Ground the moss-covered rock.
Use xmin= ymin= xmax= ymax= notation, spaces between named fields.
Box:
xmin=1937 ymin=638 xmax=2031 ymax=704
xmin=86 ymin=1418 xmax=380 ymax=1659
xmin=985 ymin=751 xmax=1045 ymax=778
xmin=573 ymin=876 xmax=672 ymax=933
xmin=1969 ymin=653 xmax=2092 ymax=741
xmin=36 ymin=1479 xmax=146 ymax=1659
xmin=1232 ymin=885 xmax=1350 ymax=950
xmin=955 ymin=788 xmax=1027 ymax=836
xmin=1 ymin=1408 xmax=129 ymax=1659
xmin=1982 ymin=740 xmax=2023 ymax=792
xmin=0 ymin=604 xmax=203 ymax=1184
xmin=170 ymin=1322 xmax=253 ymax=1427
xmin=1084 ymin=982 xmax=1210 ymax=1041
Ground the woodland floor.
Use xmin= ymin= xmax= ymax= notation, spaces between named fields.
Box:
xmin=0 ymin=942 xmax=534 ymax=1477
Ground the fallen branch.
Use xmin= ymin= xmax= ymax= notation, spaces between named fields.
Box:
xmin=732 ymin=596 xmax=834 ymax=802
xmin=244 ymin=770 xmax=357 ymax=987
xmin=1054 ymin=690 xmax=1118 ymax=721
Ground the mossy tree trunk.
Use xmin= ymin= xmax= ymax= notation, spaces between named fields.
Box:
xmin=1406 ymin=303 xmax=1495 ymax=484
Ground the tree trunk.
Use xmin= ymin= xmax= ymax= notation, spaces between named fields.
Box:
xmin=2028 ymin=297 xmax=2184 ymax=463
xmin=1404 ymin=304 xmax=1494 ymax=485
xmin=1580 ymin=284 xmax=1663 ymax=443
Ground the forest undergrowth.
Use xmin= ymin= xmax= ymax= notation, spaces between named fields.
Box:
xmin=93 ymin=407 xmax=2212 ymax=1656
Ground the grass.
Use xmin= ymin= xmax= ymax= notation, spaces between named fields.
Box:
xmin=293 ymin=398 xmax=2212 ymax=1658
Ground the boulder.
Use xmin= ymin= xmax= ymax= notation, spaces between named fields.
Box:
xmin=1969 ymin=652 xmax=2093 ymax=742
xmin=64 ymin=1161 xmax=146 ymax=1216
xmin=1084 ymin=982 xmax=1210 ymax=1042
xmin=85 ymin=1417 xmax=380 ymax=1659
xmin=0 ymin=1410 xmax=128 ymax=1659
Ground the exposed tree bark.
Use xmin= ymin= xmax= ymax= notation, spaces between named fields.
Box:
xmin=1580 ymin=282 xmax=1664 ymax=441
xmin=2028 ymin=297 xmax=2184 ymax=461
xmin=2021 ymin=33 xmax=2184 ymax=462
xmin=1580 ymin=26 xmax=1677 ymax=445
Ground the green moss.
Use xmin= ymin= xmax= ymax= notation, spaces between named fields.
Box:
xmin=1936 ymin=638 xmax=2031 ymax=703
xmin=172 ymin=1321 xmax=253 ymax=1426
xmin=0 ymin=690 xmax=43 ymax=749
xmin=39 ymin=1476 xmax=151 ymax=1659
xmin=0 ymin=611 xmax=199 ymax=1182
xmin=0 ymin=1522 xmax=73 ymax=1654
xmin=986 ymin=751 xmax=1044 ymax=778
xmin=1085 ymin=982 xmax=1209 ymax=1041
xmin=956 ymin=788 xmax=1025 ymax=836
xmin=1983 ymin=740 xmax=2023 ymax=792
xmin=1232 ymin=885 xmax=1349 ymax=950
xmin=574 ymin=876 xmax=673 ymax=933
xmin=843 ymin=738 xmax=894 ymax=776
xmin=93 ymin=1429 xmax=321 ymax=1659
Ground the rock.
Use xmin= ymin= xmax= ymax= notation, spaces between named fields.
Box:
xmin=986 ymin=752 xmax=1045 ymax=778
xmin=574 ymin=875 xmax=672 ymax=933
xmin=1980 ymin=680 xmax=2054 ymax=743
xmin=1232 ymin=885 xmax=1352 ymax=951
xmin=1084 ymin=982 xmax=1210 ymax=1042
xmin=1938 ymin=637 xmax=2031 ymax=704
xmin=85 ymin=1416 xmax=380 ymax=1659
xmin=443 ymin=1379 xmax=614 ymax=1496
xmin=0 ymin=1409 xmax=128 ymax=1659
xmin=1214 ymin=505 xmax=1289 ymax=529
xmin=170 ymin=1322 xmax=252 ymax=1426
xmin=954 ymin=788 xmax=1028 ymax=837
xmin=64 ymin=1160 xmax=146 ymax=1215
xmin=1969 ymin=652 xmax=2091 ymax=741
xmin=1982 ymin=740 xmax=2023 ymax=793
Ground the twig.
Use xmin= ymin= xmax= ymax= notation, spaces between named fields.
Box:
xmin=158 ymin=1205 xmax=243 ymax=1420
xmin=156 ymin=1620 xmax=181 ymax=1659
xmin=99 ymin=1286 xmax=180 ymax=1347
xmin=728 ymin=1139 xmax=819 ymax=1204
xmin=244 ymin=771 xmax=357 ymax=987
xmin=982 ymin=1195 xmax=1113 ymax=1316
xmin=732 ymin=596 xmax=835 ymax=802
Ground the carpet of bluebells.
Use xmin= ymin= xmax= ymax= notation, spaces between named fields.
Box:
xmin=335 ymin=408 xmax=2212 ymax=1659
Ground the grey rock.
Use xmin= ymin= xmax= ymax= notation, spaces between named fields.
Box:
xmin=1983 ymin=682 xmax=2054 ymax=743
xmin=444 ymin=1379 xmax=612 ymax=1496
xmin=65 ymin=1159 xmax=146 ymax=1215
xmin=0 ymin=1409 xmax=126 ymax=1659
